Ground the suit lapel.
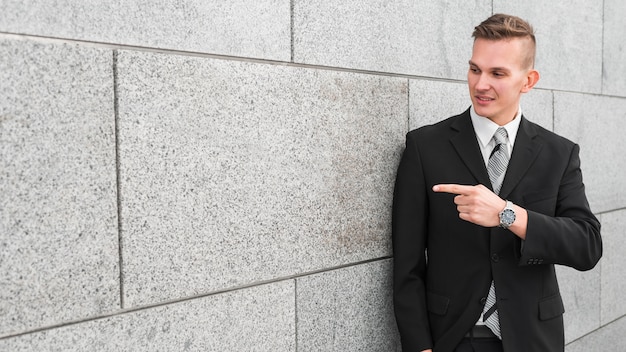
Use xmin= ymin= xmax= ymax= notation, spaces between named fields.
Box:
xmin=449 ymin=111 xmax=492 ymax=187
xmin=499 ymin=117 xmax=542 ymax=199
xmin=448 ymin=113 xmax=543 ymax=196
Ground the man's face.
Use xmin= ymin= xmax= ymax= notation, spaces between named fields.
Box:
xmin=468 ymin=37 xmax=535 ymax=125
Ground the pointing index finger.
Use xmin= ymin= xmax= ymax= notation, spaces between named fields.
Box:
xmin=432 ymin=184 xmax=472 ymax=195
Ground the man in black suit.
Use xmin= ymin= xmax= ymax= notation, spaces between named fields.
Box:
xmin=392 ymin=14 xmax=602 ymax=352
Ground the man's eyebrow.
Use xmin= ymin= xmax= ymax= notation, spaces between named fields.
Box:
xmin=468 ymin=61 xmax=510 ymax=72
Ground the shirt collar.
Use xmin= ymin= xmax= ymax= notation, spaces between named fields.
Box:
xmin=470 ymin=106 xmax=522 ymax=148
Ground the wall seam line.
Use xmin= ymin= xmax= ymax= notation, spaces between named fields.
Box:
xmin=2 ymin=31 xmax=625 ymax=100
xmin=0 ymin=257 xmax=392 ymax=340
xmin=0 ymin=31 xmax=461 ymax=83
xmin=600 ymin=0 xmax=606 ymax=95
xmin=112 ymin=49 xmax=125 ymax=310
xmin=406 ymin=78 xmax=411 ymax=132
xmin=551 ymin=90 xmax=555 ymax=131
xmin=594 ymin=207 xmax=626 ymax=216
xmin=565 ymin=314 xmax=626 ymax=346
xmin=294 ymin=278 xmax=299 ymax=352
xmin=290 ymin=0 xmax=295 ymax=63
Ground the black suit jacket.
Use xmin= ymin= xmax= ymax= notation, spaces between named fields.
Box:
xmin=392 ymin=109 xmax=602 ymax=352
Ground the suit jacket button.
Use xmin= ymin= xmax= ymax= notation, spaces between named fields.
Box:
xmin=491 ymin=253 xmax=499 ymax=262
xmin=480 ymin=297 xmax=487 ymax=305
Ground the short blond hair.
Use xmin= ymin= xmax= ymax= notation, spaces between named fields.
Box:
xmin=472 ymin=13 xmax=536 ymax=69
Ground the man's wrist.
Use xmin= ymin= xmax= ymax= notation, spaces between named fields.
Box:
xmin=508 ymin=204 xmax=528 ymax=239
xmin=498 ymin=200 xmax=516 ymax=229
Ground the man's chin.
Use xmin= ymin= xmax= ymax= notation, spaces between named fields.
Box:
xmin=473 ymin=105 xmax=494 ymax=118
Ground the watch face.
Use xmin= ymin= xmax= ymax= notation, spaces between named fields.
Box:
xmin=501 ymin=209 xmax=515 ymax=225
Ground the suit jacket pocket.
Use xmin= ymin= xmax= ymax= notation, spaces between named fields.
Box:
xmin=538 ymin=294 xmax=565 ymax=321
xmin=427 ymin=291 xmax=450 ymax=316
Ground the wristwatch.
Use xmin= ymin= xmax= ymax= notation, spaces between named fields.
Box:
xmin=498 ymin=200 xmax=516 ymax=229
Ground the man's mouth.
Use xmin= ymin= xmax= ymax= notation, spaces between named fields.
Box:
xmin=476 ymin=96 xmax=494 ymax=102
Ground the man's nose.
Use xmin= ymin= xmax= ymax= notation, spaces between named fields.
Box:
xmin=475 ymin=73 xmax=490 ymax=91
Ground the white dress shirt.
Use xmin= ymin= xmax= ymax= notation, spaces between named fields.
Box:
xmin=470 ymin=106 xmax=522 ymax=167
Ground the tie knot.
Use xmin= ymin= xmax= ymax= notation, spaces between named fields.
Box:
xmin=493 ymin=127 xmax=508 ymax=145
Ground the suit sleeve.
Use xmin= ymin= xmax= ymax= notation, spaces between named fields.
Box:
xmin=518 ymin=144 xmax=602 ymax=271
xmin=392 ymin=132 xmax=433 ymax=351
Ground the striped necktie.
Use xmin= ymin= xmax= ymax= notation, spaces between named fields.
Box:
xmin=482 ymin=127 xmax=509 ymax=339
xmin=487 ymin=127 xmax=509 ymax=195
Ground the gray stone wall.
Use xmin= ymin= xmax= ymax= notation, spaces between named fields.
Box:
xmin=1 ymin=1 xmax=624 ymax=351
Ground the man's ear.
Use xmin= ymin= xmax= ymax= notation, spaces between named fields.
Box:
xmin=521 ymin=69 xmax=540 ymax=93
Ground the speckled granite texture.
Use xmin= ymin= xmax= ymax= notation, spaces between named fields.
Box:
xmin=1 ymin=0 xmax=624 ymax=349
xmin=115 ymin=50 xmax=407 ymax=307
xmin=0 ymin=39 xmax=119 ymax=337
xmin=0 ymin=1 xmax=291 ymax=61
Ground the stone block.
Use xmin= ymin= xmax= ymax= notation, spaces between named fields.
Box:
xmin=116 ymin=50 xmax=408 ymax=307
xmin=294 ymin=0 xmax=491 ymax=78
xmin=493 ymin=1 xmax=603 ymax=93
xmin=565 ymin=315 xmax=626 ymax=352
xmin=0 ymin=38 xmax=119 ymax=337
xmin=521 ymin=88 xmax=553 ymax=131
xmin=0 ymin=1 xmax=291 ymax=61
xmin=603 ymin=0 xmax=626 ymax=96
xmin=296 ymin=259 xmax=401 ymax=351
xmin=409 ymin=79 xmax=469 ymax=130
xmin=0 ymin=281 xmax=295 ymax=351
xmin=600 ymin=209 xmax=626 ymax=325
xmin=554 ymin=92 xmax=626 ymax=213
xmin=556 ymin=264 xmax=601 ymax=343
